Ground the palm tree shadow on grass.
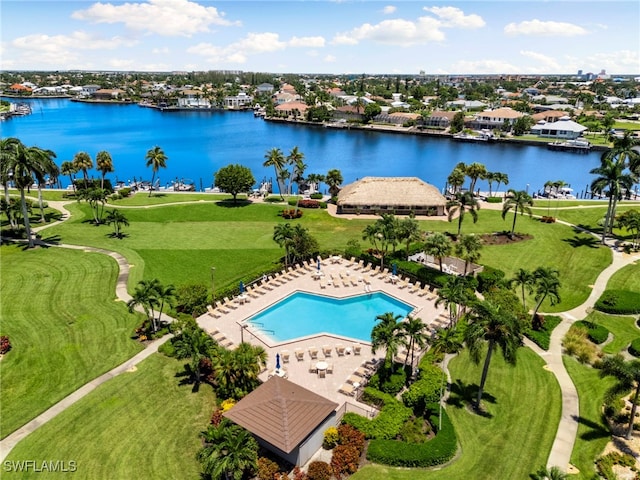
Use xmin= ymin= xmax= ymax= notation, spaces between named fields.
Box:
xmin=446 ymin=378 xmax=496 ymax=418
xmin=107 ymin=232 xmax=129 ymax=239
xmin=175 ymin=365 xmax=202 ymax=393
xmin=30 ymin=235 xmax=62 ymax=249
xmin=563 ymin=235 xmax=600 ymax=249
xmin=574 ymin=413 xmax=611 ymax=441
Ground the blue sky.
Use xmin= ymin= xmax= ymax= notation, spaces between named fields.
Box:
xmin=1 ymin=1 xmax=638 ymax=74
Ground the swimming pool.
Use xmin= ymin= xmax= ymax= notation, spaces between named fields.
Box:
xmin=246 ymin=291 xmax=414 ymax=343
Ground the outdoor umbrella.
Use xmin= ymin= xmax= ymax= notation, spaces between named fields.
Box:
xmin=275 ymin=353 xmax=281 ymax=370
xmin=392 ymin=263 xmax=397 ymax=276
xmin=239 ymin=281 xmax=245 ymax=293
xmin=317 ymin=258 xmax=321 ymax=271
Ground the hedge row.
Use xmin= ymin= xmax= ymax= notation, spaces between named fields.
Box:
xmin=342 ymin=389 xmax=412 ymax=440
xmin=366 ymin=409 xmax=457 ymax=467
xmin=629 ymin=338 xmax=640 ymax=357
xmin=525 ymin=316 xmax=562 ymax=351
xmin=573 ymin=320 xmax=610 ymax=345
xmin=595 ymin=290 xmax=640 ymax=315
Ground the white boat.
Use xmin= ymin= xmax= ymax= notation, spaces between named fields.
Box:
xmin=547 ymin=138 xmax=591 ymax=152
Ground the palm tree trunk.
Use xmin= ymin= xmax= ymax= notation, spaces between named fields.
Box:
xmin=38 ymin=185 xmax=46 ymax=222
xmin=609 ymin=195 xmax=619 ymax=236
xmin=521 ymin=285 xmax=527 ymax=309
xmin=458 ymin=214 xmax=463 ymax=236
xmin=532 ymin=295 xmax=546 ymax=323
xmin=438 ymin=257 xmax=443 ymax=272
xmin=3 ymin=183 xmax=9 ymax=204
xmin=511 ymin=206 xmax=518 ymax=234
xmin=476 ymin=340 xmax=495 ymax=408
xmin=601 ymin=194 xmax=614 ymax=244
xmin=626 ymin=384 xmax=640 ymax=439
xmin=101 ymin=173 xmax=105 ymax=190
xmin=20 ymin=189 xmax=34 ymax=248
xmin=148 ymin=171 xmax=156 ymax=197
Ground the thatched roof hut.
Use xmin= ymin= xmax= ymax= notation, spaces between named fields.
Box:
xmin=336 ymin=177 xmax=446 ymax=216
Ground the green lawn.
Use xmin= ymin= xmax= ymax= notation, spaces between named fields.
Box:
xmin=109 ymin=192 xmax=237 ymax=206
xmin=3 ymin=354 xmax=215 ymax=480
xmin=0 ymin=245 xmax=143 ymax=438
xmin=353 ymin=348 xmax=561 ymax=480
xmin=40 ymin=201 xmax=612 ymax=312
xmin=606 ymin=261 xmax=640 ymax=293
xmin=583 ymin=311 xmax=640 ymax=355
xmin=564 ymin=356 xmax=615 ymax=479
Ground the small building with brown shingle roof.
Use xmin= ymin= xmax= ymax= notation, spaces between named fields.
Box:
xmin=336 ymin=177 xmax=446 ymax=216
xmin=223 ymin=376 xmax=339 ymax=466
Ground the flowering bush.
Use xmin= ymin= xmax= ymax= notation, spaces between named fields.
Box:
xmin=323 ymin=426 xmax=339 ymax=449
xmin=220 ymin=398 xmax=236 ymax=412
xmin=307 ymin=461 xmax=331 ymax=480
xmin=298 ymin=199 xmax=321 ymax=209
xmin=281 ymin=209 xmax=303 ymax=219
xmin=0 ymin=336 xmax=11 ymax=355
xmin=331 ymin=444 xmax=360 ymax=479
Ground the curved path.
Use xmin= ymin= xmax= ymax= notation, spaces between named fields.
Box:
xmin=0 ymin=200 xmax=173 ymax=462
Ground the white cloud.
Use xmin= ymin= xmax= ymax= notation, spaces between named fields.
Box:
xmin=519 ymin=50 xmax=562 ymax=72
xmin=324 ymin=54 xmax=337 ymax=63
xmin=289 ymin=36 xmax=326 ymax=48
xmin=382 ymin=5 xmax=396 ymax=15
xmin=504 ymin=19 xmax=588 ymax=37
xmin=581 ymin=50 xmax=640 ymax=73
xmin=152 ymin=47 xmax=169 ymax=55
xmin=332 ymin=17 xmax=444 ymax=46
xmin=72 ymin=0 xmax=240 ymax=37
xmin=423 ymin=6 xmax=485 ymax=29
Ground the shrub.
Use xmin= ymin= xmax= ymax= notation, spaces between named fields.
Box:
xmin=174 ymin=284 xmax=209 ymax=317
xmin=157 ymin=340 xmax=176 ymax=357
xmin=0 ymin=335 xmax=11 ymax=355
xmin=596 ymin=451 xmax=637 ymax=480
xmin=257 ymin=457 xmax=280 ymax=480
xmin=307 ymin=461 xmax=332 ymax=480
xmin=298 ymin=199 xmax=321 ymax=209
xmin=323 ymin=426 xmax=339 ymax=449
xmin=342 ymin=389 xmax=412 ymax=440
xmin=331 ymin=444 xmax=360 ymax=478
xmin=281 ymin=209 xmax=303 ymax=219
xmin=402 ymin=365 xmax=445 ymax=414
xmin=573 ymin=320 xmax=610 ymax=344
xmin=476 ymin=266 xmax=507 ymax=293
xmin=368 ymin=367 xmax=406 ymax=395
xmin=366 ymin=409 xmax=457 ymax=467
xmin=486 ymin=196 xmax=502 ymax=203
xmin=629 ymin=338 xmax=640 ymax=357
xmin=540 ymin=216 xmax=556 ymax=223
xmin=118 ymin=187 xmax=131 ymax=197
xmin=563 ymin=327 xmax=601 ymax=364
xmin=264 ymin=196 xmax=283 ymax=203
xmin=110 ymin=193 xmax=121 ymax=201
xmin=310 ymin=192 xmax=323 ymax=199
xmin=525 ymin=315 xmax=562 ymax=350
xmin=337 ymin=424 xmax=365 ymax=454
xmin=595 ymin=290 xmax=640 ymax=314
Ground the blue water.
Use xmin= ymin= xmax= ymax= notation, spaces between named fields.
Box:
xmin=247 ymin=291 xmax=413 ymax=343
xmin=1 ymin=97 xmax=609 ymax=195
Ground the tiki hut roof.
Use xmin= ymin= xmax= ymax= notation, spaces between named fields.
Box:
xmin=223 ymin=376 xmax=338 ymax=454
xmin=337 ymin=177 xmax=446 ymax=207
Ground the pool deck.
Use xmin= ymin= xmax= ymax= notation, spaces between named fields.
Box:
xmin=196 ymin=257 xmax=447 ymax=414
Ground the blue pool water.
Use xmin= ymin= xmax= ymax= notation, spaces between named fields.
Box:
xmin=247 ymin=291 xmax=413 ymax=343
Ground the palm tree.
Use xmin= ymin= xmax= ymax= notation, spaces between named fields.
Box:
xmin=455 ymin=234 xmax=482 ymax=275
xmin=96 ymin=150 xmax=114 ymax=189
xmin=531 ymin=465 xmax=568 ymax=480
xmin=1 ymin=138 xmax=21 ymax=204
xmin=485 ymin=172 xmax=497 ymax=197
xmin=306 ymin=173 xmax=325 ymax=194
xmin=493 ymin=172 xmax=509 ymax=196
xmin=263 ymin=147 xmax=286 ymax=199
xmin=466 ymin=162 xmax=487 ymax=194
xmin=287 ymin=146 xmax=306 ymax=193
xmin=510 ymin=268 xmax=535 ymax=310
xmin=401 ymin=316 xmax=429 ymax=374
xmin=435 ymin=275 xmax=472 ymax=326
xmin=72 ymin=151 xmax=93 ymax=188
xmin=600 ymin=354 xmax=640 ymax=440
xmin=617 ymin=209 xmax=640 ymax=248
xmin=371 ymin=312 xmax=405 ymax=372
xmin=155 ymin=283 xmax=176 ymax=325
xmin=431 ymin=326 xmax=463 ymax=355
xmin=325 ymin=168 xmax=343 ymax=197
xmin=446 ymin=191 xmax=480 ymax=236
xmin=277 ymin=168 xmax=291 ymax=196
xmin=543 ymin=180 xmax=555 ymax=217
xmin=446 ymin=167 xmax=466 ymax=194
xmin=4 ymin=140 xmax=47 ymax=248
xmin=105 ymin=209 xmax=129 ymax=238
xmin=424 ymin=232 xmax=453 ymax=272
xmin=60 ymin=161 xmax=78 ymax=194
xmin=396 ymin=216 xmax=422 ymax=255
xmin=273 ymin=222 xmax=294 ymax=266
xmin=212 ymin=343 xmax=267 ymax=399
xmin=531 ymin=266 xmax=561 ymax=322
xmin=590 ymin=155 xmax=636 ymax=243
xmin=501 ymin=189 xmax=533 ymax=235
xmin=464 ymin=299 xmax=522 ymax=409
xmin=127 ymin=279 xmax=161 ymax=332
xmin=33 ymin=149 xmax=58 ymax=223
xmin=173 ymin=325 xmax=216 ymax=385
xmin=198 ymin=421 xmax=258 ymax=480
xmin=145 ymin=146 xmax=168 ymax=197
xmin=606 ymin=130 xmax=640 ymax=176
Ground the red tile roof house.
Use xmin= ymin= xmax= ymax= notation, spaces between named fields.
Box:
xmin=8 ymin=84 xmax=32 ymax=94
xmin=470 ymin=107 xmax=524 ymax=130
xmin=223 ymin=376 xmax=339 ymax=466
xmin=274 ymin=101 xmax=309 ymax=118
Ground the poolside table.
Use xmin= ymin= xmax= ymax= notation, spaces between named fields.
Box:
xmin=315 ymin=361 xmax=329 ymax=372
